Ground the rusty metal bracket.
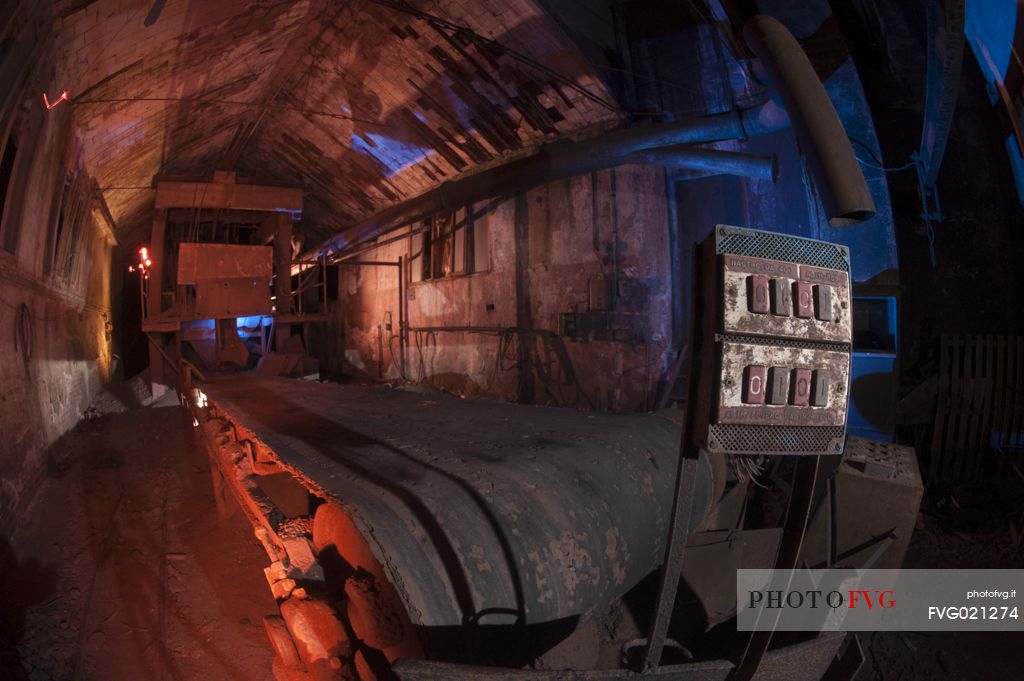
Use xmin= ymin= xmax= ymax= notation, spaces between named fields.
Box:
xmin=727 ymin=455 xmax=822 ymax=681
xmin=637 ymin=309 xmax=702 ymax=671
xmin=393 ymin=659 xmax=735 ymax=681
xmin=642 ymin=450 xmax=701 ymax=670
xmin=820 ymin=634 xmax=865 ymax=681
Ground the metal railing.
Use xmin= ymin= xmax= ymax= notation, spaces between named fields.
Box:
xmin=287 ymin=254 xmax=328 ymax=317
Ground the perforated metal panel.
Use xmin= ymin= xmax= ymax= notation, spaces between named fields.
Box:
xmin=716 ymin=225 xmax=850 ymax=272
xmin=695 ymin=226 xmax=853 ymax=456
xmin=724 ymin=335 xmax=850 ymax=353
xmin=707 ymin=424 xmax=846 ymax=456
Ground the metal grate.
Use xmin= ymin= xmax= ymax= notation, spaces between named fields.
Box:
xmin=720 ymin=333 xmax=851 ymax=352
xmin=707 ymin=424 xmax=846 ymax=455
xmin=716 ymin=225 xmax=850 ymax=272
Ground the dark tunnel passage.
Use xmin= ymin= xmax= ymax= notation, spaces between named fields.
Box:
xmin=1 ymin=1 xmax=1024 ymax=681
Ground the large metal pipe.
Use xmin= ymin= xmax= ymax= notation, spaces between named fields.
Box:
xmin=626 ymin=146 xmax=778 ymax=181
xmin=742 ymin=14 xmax=875 ymax=226
xmin=309 ymin=14 xmax=872 ymax=259
xmin=314 ymin=109 xmax=756 ymax=258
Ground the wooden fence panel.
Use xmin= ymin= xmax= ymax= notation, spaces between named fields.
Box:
xmin=929 ymin=334 xmax=1024 ymax=481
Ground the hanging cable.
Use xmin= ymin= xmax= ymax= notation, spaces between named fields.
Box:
xmin=849 ymin=136 xmax=915 ymax=173
xmin=14 ymin=302 xmax=33 ymax=370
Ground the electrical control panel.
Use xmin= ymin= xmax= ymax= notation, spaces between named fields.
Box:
xmin=720 ymin=255 xmax=850 ymax=342
xmin=688 ymin=225 xmax=852 ymax=456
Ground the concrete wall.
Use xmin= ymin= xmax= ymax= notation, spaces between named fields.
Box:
xmin=0 ymin=101 xmax=115 ymax=533
xmin=312 ymin=165 xmax=673 ymax=412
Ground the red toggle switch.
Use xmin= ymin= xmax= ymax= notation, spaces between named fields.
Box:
xmin=748 ymin=275 xmax=769 ymax=314
xmin=793 ymin=281 xmax=813 ymax=318
xmin=790 ymin=368 xmax=812 ymax=406
xmin=743 ymin=365 xmax=767 ymax=404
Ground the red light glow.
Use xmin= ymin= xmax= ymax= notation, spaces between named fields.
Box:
xmin=43 ymin=90 xmax=69 ymax=110
xmin=134 ymin=246 xmax=152 ymax=275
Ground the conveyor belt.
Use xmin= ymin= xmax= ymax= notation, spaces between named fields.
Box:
xmin=201 ymin=374 xmax=711 ymax=653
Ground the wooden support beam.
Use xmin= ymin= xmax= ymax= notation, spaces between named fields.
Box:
xmin=274 ymin=212 xmax=293 ymax=352
xmin=147 ymin=211 xmax=166 ymax=318
xmin=155 ymin=174 xmax=302 ymax=212
xmin=147 ymin=210 xmax=169 ymax=398
xmin=91 ymin=180 xmax=119 ymax=245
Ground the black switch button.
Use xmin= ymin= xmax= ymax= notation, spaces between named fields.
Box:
xmin=768 ymin=367 xmax=789 ymax=405
xmin=770 ymin=279 xmax=791 ymax=316
xmin=811 ymin=370 xmax=830 ymax=407
xmin=814 ymin=285 xmax=833 ymax=321
xmin=791 ymin=368 xmax=812 ymax=406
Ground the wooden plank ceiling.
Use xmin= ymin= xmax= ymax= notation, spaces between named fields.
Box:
xmin=54 ymin=0 xmax=622 ymax=245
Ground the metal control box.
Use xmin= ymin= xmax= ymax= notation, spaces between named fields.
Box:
xmin=689 ymin=226 xmax=853 ymax=456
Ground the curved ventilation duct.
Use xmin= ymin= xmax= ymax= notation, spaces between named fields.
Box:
xmin=742 ymin=14 xmax=875 ymax=226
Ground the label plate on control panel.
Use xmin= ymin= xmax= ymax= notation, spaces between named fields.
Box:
xmin=717 ymin=340 xmax=850 ymax=426
xmin=721 ymin=255 xmax=851 ymax=343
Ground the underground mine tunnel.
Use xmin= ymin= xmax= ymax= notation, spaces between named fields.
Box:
xmin=2 ymin=1 xmax=1024 ymax=680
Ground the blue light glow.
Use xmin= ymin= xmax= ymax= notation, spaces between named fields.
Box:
xmin=966 ymin=0 xmax=1017 ymax=80
xmin=236 ymin=315 xmax=272 ymax=330
xmin=274 ymin=208 xmax=303 ymax=221
xmin=1005 ymin=134 xmax=1024 ymax=203
xmin=107 ymin=119 xmax=147 ymax=151
xmin=351 ymin=132 xmax=431 ymax=177
xmin=966 ymin=2 xmax=1024 ymax=205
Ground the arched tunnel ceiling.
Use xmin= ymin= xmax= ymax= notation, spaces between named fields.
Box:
xmin=55 ymin=0 xmax=624 ymax=246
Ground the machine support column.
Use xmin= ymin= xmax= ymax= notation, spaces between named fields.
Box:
xmin=147 ymin=210 xmax=168 ymax=397
xmin=274 ymin=211 xmax=293 ymax=352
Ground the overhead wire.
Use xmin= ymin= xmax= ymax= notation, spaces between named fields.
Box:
xmin=64 ymin=0 xmax=761 ymax=125
xmin=71 ymin=96 xmax=382 ymax=125
xmin=849 ymin=136 xmax=915 ymax=173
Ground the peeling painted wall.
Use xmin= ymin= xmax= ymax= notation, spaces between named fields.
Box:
xmin=311 ymin=165 xmax=672 ymax=413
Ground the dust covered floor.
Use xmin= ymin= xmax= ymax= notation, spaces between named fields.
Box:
xmin=0 ymin=388 xmax=276 ymax=681
xmin=855 ymin=508 xmax=1024 ymax=680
